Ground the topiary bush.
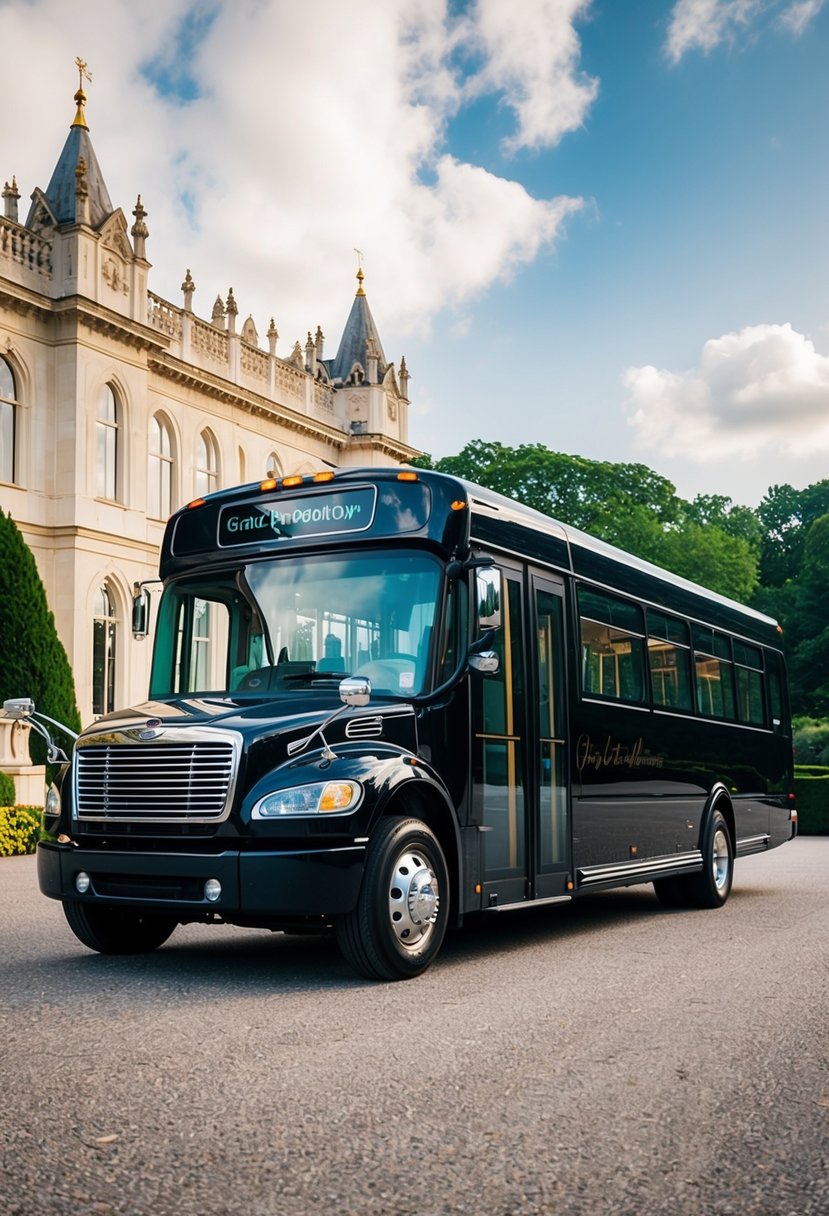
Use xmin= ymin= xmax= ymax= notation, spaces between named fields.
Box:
xmin=794 ymin=767 xmax=829 ymax=835
xmin=0 ymin=511 xmax=80 ymax=765
xmin=0 ymin=805 xmax=42 ymax=856
xmin=793 ymin=716 xmax=829 ymax=766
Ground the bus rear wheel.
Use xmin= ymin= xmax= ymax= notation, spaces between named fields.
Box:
xmin=335 ymin=815 xmax=448 ymax=981
xmin=63 ymin=901 xmax=178 ymax=954
xmin=685 ymin=809 xmax=734 ymax=908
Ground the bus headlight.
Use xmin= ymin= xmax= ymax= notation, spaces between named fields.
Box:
xmin=44 ymin=784 xmax=61 ymax=820
xmin=252 ymin=781 xmax=362 ymax=818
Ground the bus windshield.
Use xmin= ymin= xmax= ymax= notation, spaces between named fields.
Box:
xmin=149 ymin=548 xmax=444 ymax=699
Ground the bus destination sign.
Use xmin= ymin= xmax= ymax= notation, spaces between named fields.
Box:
xmin=218 ymin=486 xmax=377 ymax=547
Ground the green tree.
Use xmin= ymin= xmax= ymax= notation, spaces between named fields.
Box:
xmin=659 ymin=522 xmax=758 ymax=603
xmin=758 ymin=480 xmax=829 ymax=585
xmin=422 ymin=440 xmax=757 ymax=601
xmin=682 ymin=494 xmax=763 ymax=555
xmin=0 ymin=511 xmax=80 ymax=763
xmin=789 ymin=514 xmax=829 ymax=716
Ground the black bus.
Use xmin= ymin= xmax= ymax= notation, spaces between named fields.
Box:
xmin=29 ymin=467 xmax=796 ymax=980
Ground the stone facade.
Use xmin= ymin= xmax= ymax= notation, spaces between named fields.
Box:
xmin=0 ymin=82 xmax=417 ymax=738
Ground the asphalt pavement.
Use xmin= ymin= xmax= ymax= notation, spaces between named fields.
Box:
xmin=0 ymin=838 xmax=826 ymax=1216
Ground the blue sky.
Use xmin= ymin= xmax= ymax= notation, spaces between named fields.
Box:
xmin=3 ymin=0 xmax=828 ymax=506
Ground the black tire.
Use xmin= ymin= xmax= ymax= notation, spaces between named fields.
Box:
xmin=653 ymin=875 xmax=691 ymax=908
xmin=684 ymin=809 xmax=734 ymax=908
xmin=335 ymin=816 xmax=449 ymax=981
xmin=63 ymin=901 xmax=177 ymax=954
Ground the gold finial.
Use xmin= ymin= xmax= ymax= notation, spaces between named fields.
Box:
xmin=72 ymin=57 xmax=92 ymax=128
xmin=354 ymin=248 xmax=366 ymax=296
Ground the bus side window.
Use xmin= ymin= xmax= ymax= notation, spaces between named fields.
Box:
xmin=766 ymin=652 xmax=787 ymax=734
xmin=646 ymin=610 xmax=692 ymax=711
xmin=692 ymin=627 xmax=735 ymax=720
xmin=733 ymin=639 xmax=764 ymax=725
xmin=578 ymin=587 xmax=646 ymax=704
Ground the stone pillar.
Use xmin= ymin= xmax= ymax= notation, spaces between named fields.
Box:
xmin=0 ymin=719 xmax=46 ymax=806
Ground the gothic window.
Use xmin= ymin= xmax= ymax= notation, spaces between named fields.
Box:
xmin=266 ymin=450 xmax=282 ymax=479
xmin=148 ymin=414 xmax=174 ymax=519
xmin=195 ymin=429 xmax=219 ymax=497
xmin=96 ymin=384 xmax=120 ymax=500
xmin=92 ymin=583 xmax=118 ymax=716
xmin=0 ymin=356 xmax=18 ymax=484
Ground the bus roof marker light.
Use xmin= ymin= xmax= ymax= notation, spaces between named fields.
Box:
xmin=313 ymin=471 xmax=335 ymax=483
xmin=187 ymin=498 xmax=206 ymax=510
xmin=397 ymin=471 xmax=418 ymax=482
xmin=283 ymin=475 xmax=304 ymax=488
xmin=260 ymin=478 xmax=278 ymax=492
xmin=450 ymin=500 xmax=467 ymax=512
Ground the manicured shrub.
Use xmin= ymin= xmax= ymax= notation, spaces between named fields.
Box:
xmin=0 ymin=511 xmax=80 ymax=765
xmin=0 ymin=805 xmax=42 ymax=856
xmin=793 ymin=716 xmax=829 ymax=766
xmin=0 ymin=771 xmax=15 ymax=805
xmin=794 ymin=769 xmax=829 ymax=835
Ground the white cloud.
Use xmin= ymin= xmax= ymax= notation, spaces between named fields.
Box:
xmin=624 ymin=323 xmax=829 ymax=462
xmin=459 ymin=0 xmax=598 ymax=151
xmin=0 ymin=0 xmax=591 ymax=350
xmin=665 ymin=0 xmax=762 ymax=62
xmin=778 ymin=0 xmax=827 ymax=35
xmin=665 ymin=0 xmax=826 ymax=60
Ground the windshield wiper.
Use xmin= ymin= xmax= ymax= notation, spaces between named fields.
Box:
xmin=281 ymin=670 xmax=353 ymax=682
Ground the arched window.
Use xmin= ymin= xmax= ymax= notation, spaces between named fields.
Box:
xmin=195 ymin=429 xmax=219 ymax=497
xmin=266 ymin=450 xmax=282 ymax=479
xmin=238 ymin=446 xmax=246 ymax=485
xmin=148 ymin=414 xmax=174 ymax=518
xmin=96 ymin=384 xmax=120 ymax=500
xmin=0 ymin=356 xmax=18 ymax=484
xmin=92 ymin=583 xmax=118 ymax=716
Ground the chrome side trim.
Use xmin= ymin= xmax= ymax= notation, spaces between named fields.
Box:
xmin=736 ymin=833 xmax=771 ymax=856
xmin=577 ymin=850 xmax=703 ymax=886
xmin=486 ymin=894 xmax=573 ymax=913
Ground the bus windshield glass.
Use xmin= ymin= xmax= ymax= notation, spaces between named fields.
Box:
xmin=149 ymin=548 xmax=443 ymax=699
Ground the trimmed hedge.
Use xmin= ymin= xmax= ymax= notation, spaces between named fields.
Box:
xmin=0 ymin=771 xmax=16 ymax=805
xmin=794 ymin=767 xmax=829 ymax=835
xmin=0 ymin=805 xmax=42 ymax=856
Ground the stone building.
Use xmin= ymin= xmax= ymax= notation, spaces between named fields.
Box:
xmin=0 ymin=75 xmax=417 ymax=733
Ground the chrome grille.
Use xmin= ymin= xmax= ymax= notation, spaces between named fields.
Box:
xmin=75 ymin=731 xmax=240 ymax=823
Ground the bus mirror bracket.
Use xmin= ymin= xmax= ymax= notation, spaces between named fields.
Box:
xmin=2 ymin=698 xmax=77 ymax=763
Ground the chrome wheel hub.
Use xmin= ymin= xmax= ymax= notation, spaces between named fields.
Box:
xmin=712 ymin=828 xmax=730 ymax=891
xmin=388 ymin=848 xmax=440 ymax=951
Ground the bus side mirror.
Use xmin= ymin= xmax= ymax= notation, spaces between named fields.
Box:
xmin=339 ymin=676 xmax=371 ymax=707
xmin=3 ymin=697 xmax=34 ymax=719
xmin=469 ymin=650 xmax=500 ymax=675
xmin=476 ymin=567 xmax=501 ymax=631
xmin=132 ymin=585 xmax=151 ymax=639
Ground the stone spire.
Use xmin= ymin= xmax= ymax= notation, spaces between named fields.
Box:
xmin=28 ymin=60 xmax=114 ymax=229
xmin=327 ymin=267 xmax=388 ymax=384
xmin=2 ymin=177 xmax=20 ymax=222
xmin=131 ymin=195 xmax=148 ymax=259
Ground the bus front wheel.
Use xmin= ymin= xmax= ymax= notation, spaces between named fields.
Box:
xmin=63 ymin=901 xmax=178 ymax=954
xmin=335 ymin=815 xmax=449 ymax=981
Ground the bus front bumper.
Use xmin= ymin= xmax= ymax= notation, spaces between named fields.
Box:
xmin=37 ymin=840 xmax=366 ymax=917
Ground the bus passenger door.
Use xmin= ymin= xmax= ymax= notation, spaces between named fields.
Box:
xmin=473 ymin=568 xmax=570 ymax=907
xmin=532 ymin=575 xmax=570 ymax=898
xmin=474 ymin=567 xmax=529 ymax=907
